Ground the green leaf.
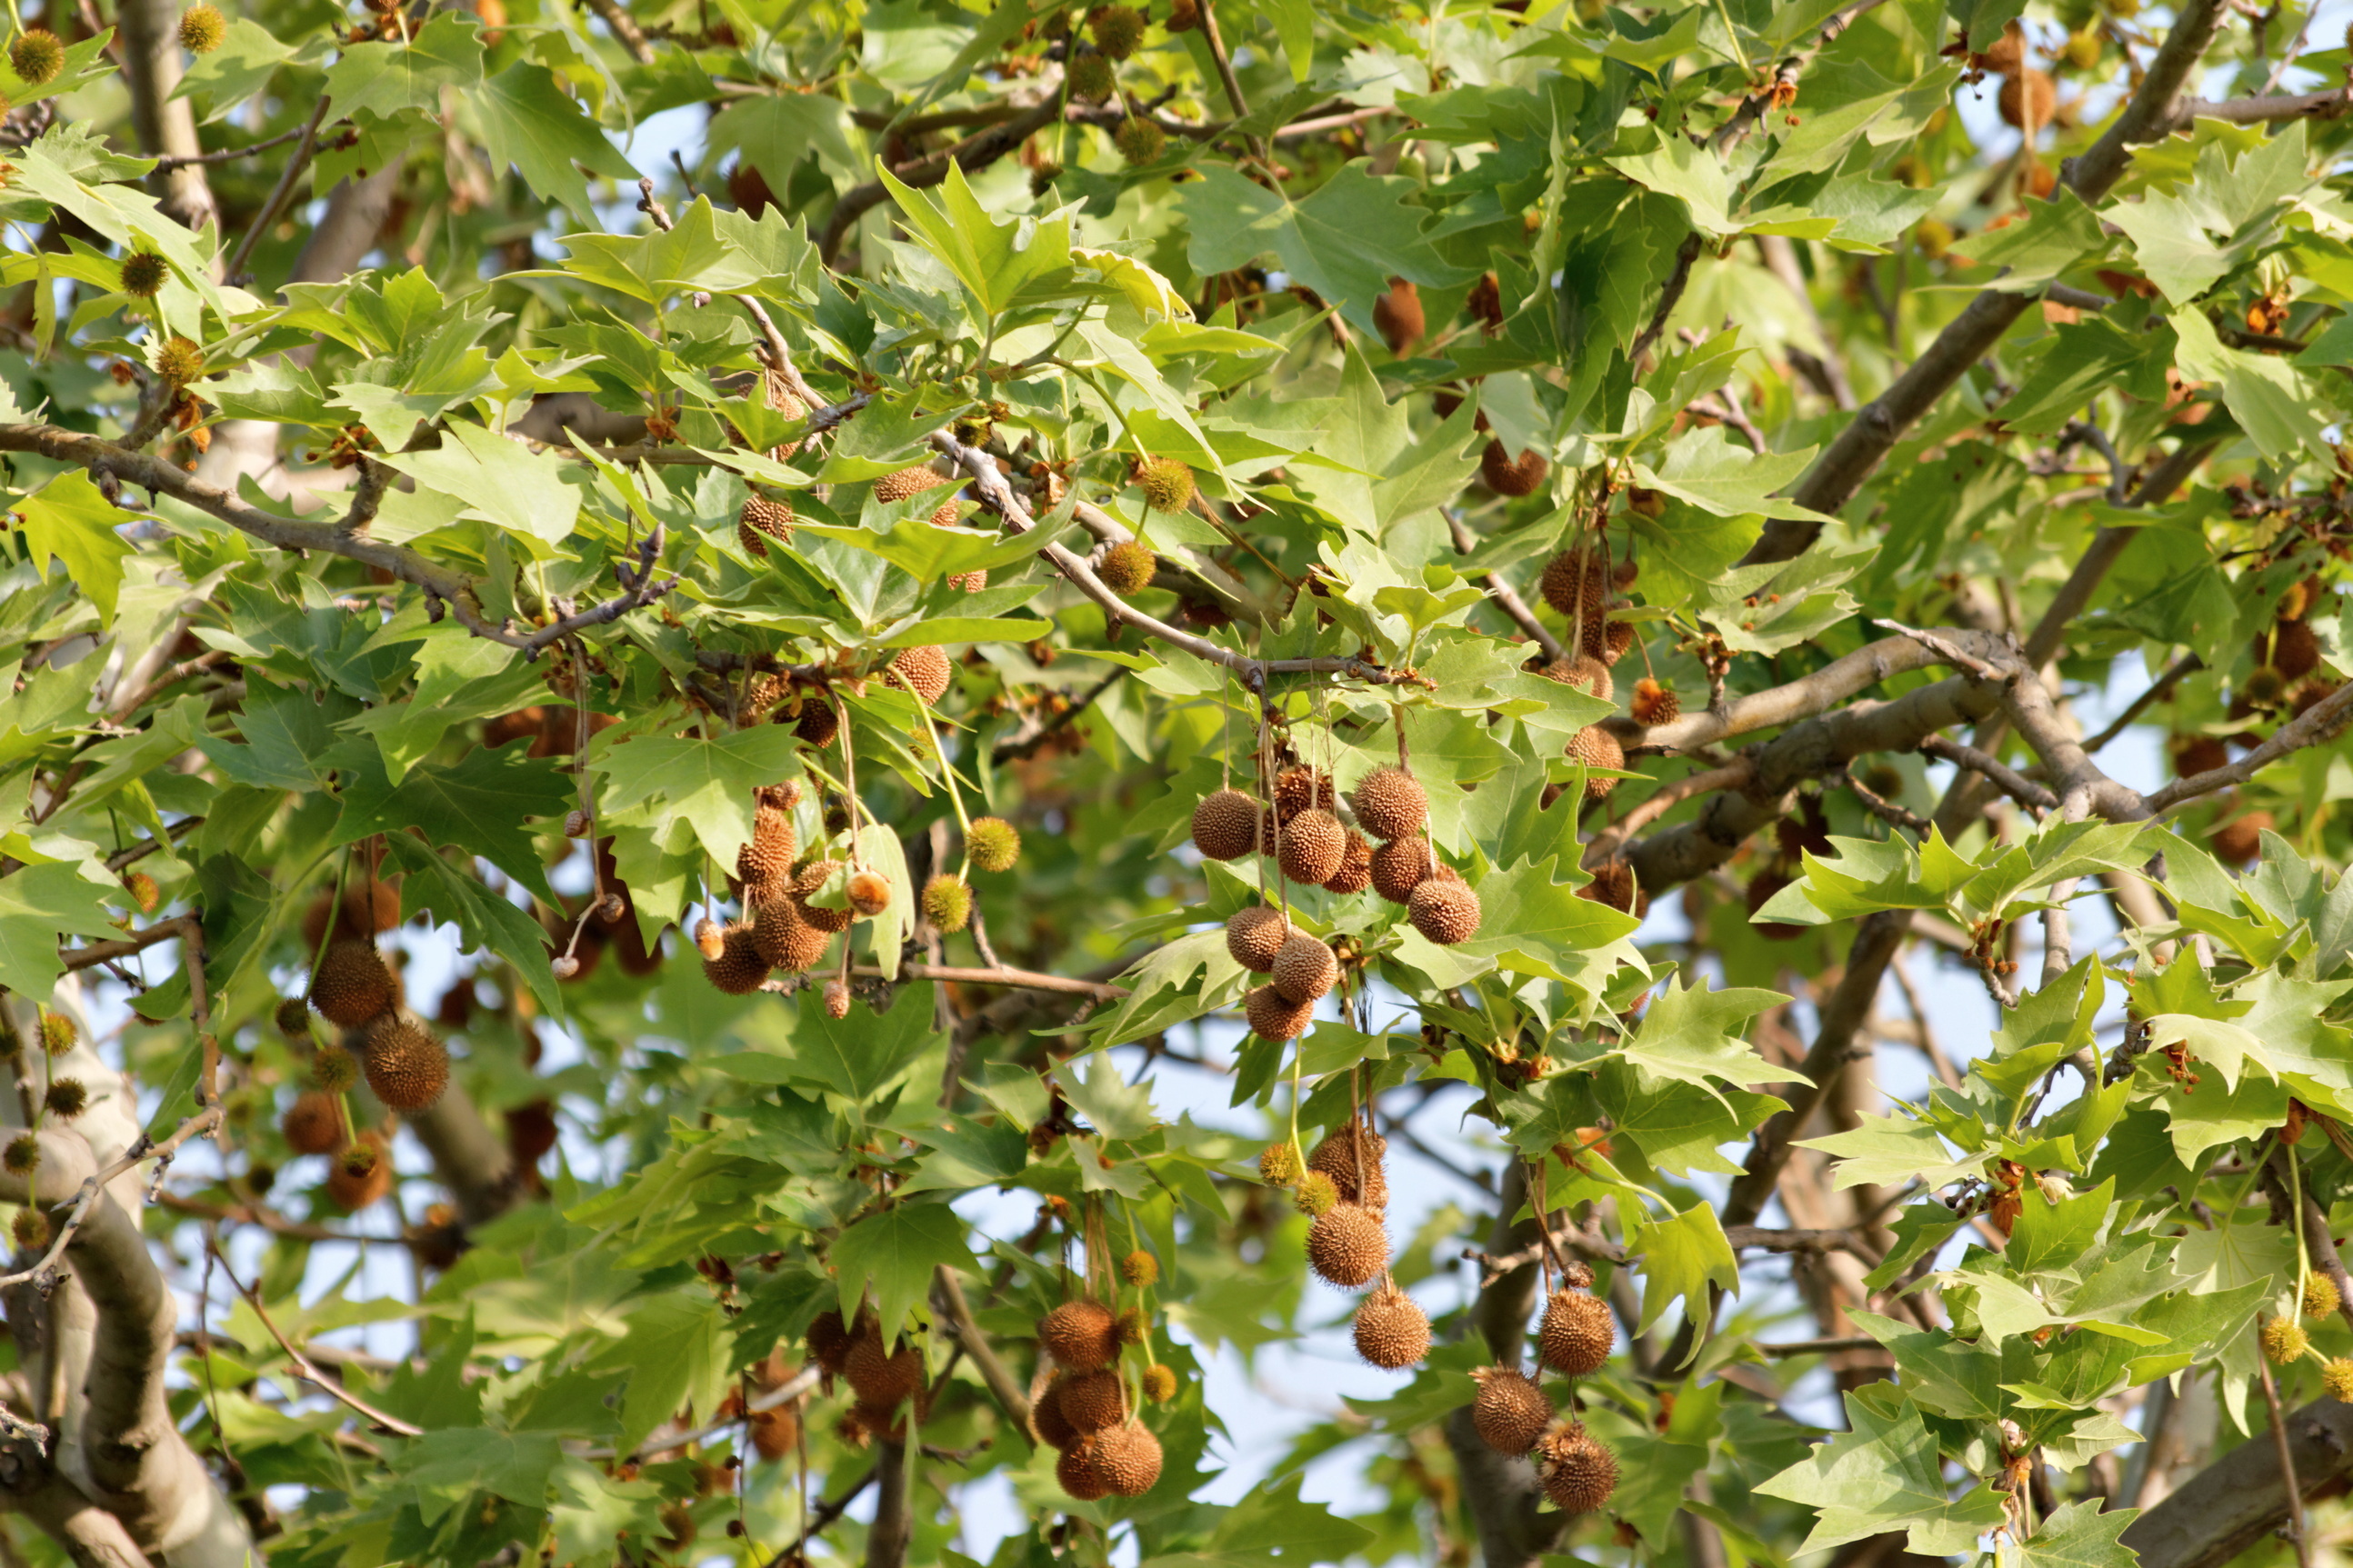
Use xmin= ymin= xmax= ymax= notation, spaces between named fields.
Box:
xmin=2013 ymin=1501 xmax=2140 ymax=1568
xmin=1627 ymin=1200 xmax=1737 ymax=1341
xmin=828 ymin=1203 xmax=974 ymax=1334
xmin=586 ymin=1291 xmax=731 ymax=1459
xmin=0 ymin=863 xmax=124 ymax=996
xmin=765 ymin=981 xmax=940 ymax=1102
xmin=1754 ymin=1393 xmax=2008 ymax=1556
xmin=335 ymin=743 xmax=572 ymax=905
xmin=589 ymin=723 xmax=802 ymax=870
xmin=554 ymin=197 xmax=766 ymax=302
xmin=384 ymin=835 xmax=564 ymax=1016
xmin=2170 ymin=308 xmax=2328 ymax=463
xmin=475 ymin=62 xmax=641 ymax=223
xmin=882 ymin=160 xmax=1074 ymax=319
xmin=396 ymin=1429 xmax=563 ymax=1523
xmin=10 ymin=470 xmax=135 ymax=624
xmin=381 ymin=419 xmax=583 ymax=551
xmin=1617 ymin=974 xmax=1792 ymax=1107
xmin=1607 ymin=134 xmax=1733 ymax=235
xmin=325 ymin=12 xmax=483 ymax=121
xmin=1798 ymin=1109 xmax=1985 ymax=1190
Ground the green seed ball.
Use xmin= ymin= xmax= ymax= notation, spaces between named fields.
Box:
xmin=3 ymin=1135 xmax=37 ymax=1176
xmin=38 ymin=1013 xmax=74 ymax=1055
xmin=313 ymin=1044 xmax=359 ymax=1094
xmin=1089 ymin=4 xmax=1145 ymax=58
xmin=178 ymin=3 xmax=225 ymax=52
xmin=1295 ymin=1169 xmax=1338 ymax=1215
xmin=1068 ymin=50 xmax=1116 ymax=102
xmin=1136 ymin=455 xmax=1194 ymax=514
xmin=921 ymin=873 xmax=973 ymax=933
xmin=966 ymin=816 xmax=1021 ymax=874
xmin=119 ymin=252 xmax=170 ymax=299
xmin=1114 ymin=116 xmax=1165 ymax=166
xmin=9 ymin=29 xmax=65 ymax=86
xmin=44 ymin=1078 xmax=85 ymax=1120
xmin=14 ymin=1207 xmax=48 ymax=1252
xmin=1096 ymin=539 xmax=1156 ymax=597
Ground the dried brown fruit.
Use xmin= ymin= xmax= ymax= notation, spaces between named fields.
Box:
xmin=282 ymin=1091 xmax=343 ymax=1155
xmin=1276 ymin=807 xmax=1346 ymax=885
xmin=1307 ymin=1203 xmax=1387 ymax=1289
xmin=1058 ymin=1367 xmax=1126 ymax=1432
xmin=1271 ymin=933 xmax=1337 ymax=1004
xmin=361 ymin=1012 xmax=450 ymax=1112
xmin=1408 ymin=877 xmax=1482 ymax=944
xmin=309 ymin=940 xmax=396 ymax=1028
xmin=1192 ymin=788 xmax=1260 ymax=861
xmin=1353 ymin=1283 xmax=1430 ymax=1368
xmin=1349 ymin=766 xmax=1427 ymax=842
xmin=1482 ymin=440 xmax=1547 ymax=496
xmin=1322 ymin=830 xmax=1374 ymax=894
xmin=1226 ymin=905 xmax=1290 ymax=973
xmin=1368 ymin=837 xmax=1433 ymax=904
xmin=703 ymin=923 xmax=775 ymax=994
xmin=1040 ymin=1299 xmax=1119 ymax=1372
xmin=1245 ymin=983 xmax=1316 ymax=1041
xmin=1567 ymin=726 xmax=1625 ymax=801
xmin=1537 ymin=1287 xmax=1614 ymax=1375
xmin=1471 ymin=1366 xmax=1553 ymax=1454
xmin=1537 ymin=1422 xmax=1618 ymax=1513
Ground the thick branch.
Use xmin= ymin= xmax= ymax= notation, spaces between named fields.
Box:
xmin=2122 ymin=1395 xmax=2353 ymax=1568
xmin=1605 ymin=634 xmax=1962 ymax=754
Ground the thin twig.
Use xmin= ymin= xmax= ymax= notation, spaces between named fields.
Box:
xmin=208 ymin=1242 xmax=425 ymax=1435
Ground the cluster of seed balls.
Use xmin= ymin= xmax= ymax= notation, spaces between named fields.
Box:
xmin=0 ymin=1012 xmax=100 ymax=1253
xmin=803 ymin=1303 xmax=931 ymax=1453
xmin=2261 ymin=1270 xmax=2353 ymax=1403
xmin=1467 ymin=1263 xmax=1621 ymax=1516
xmin=1030 ymin=1256 xmax=1171 ymax=1501
xmin=1533 ymin=545 xmax=1678 ymax=794
xmin=1192 ymin=763 xmax=1482 ymax=1045
xmin=1257 ymin=1130 xmax=1432 ymax=1370
xmin=697 ymin=775 xmax=1021 ymax=1013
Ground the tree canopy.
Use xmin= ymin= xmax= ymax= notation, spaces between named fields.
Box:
xmin=5 ymin=0 xmax=2353 ymax=1565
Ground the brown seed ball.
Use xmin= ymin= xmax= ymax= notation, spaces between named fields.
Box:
xmin=506 ymin=1100 xmax=557 ymax=1164
xmin=2000 ymin=67 xmax=2057 ymax=131
xmin=2216 ymin=809 xmax=2273 ymax=866
xmin=1537 ymin=1423 xmax=1619 ymax=1514
xmin=1353 ymin=1283 xmax=1431 ymax=1369
xmin=1567 ymin=725 xmax=1625 ymax=802
xmin=1541 ymin=654 xmax=1614 ymax=704
xmin=1537 ymin=1287 xmax=1615 ymax=1375
xmin=1033 ymin=1377 xmax=1079 ymax=1449
xmin=694 ymin=918 xmax=726 ymax=960
xmin=754 ymin=904 xmax=833 ymax=973
xmin=309 ymin=940 xmax=396 ymax=1028
xmin=738 ymin=804 xmax=798 ymax=898
xmin=1349 ymin=766 xmax=1427 ymax=842
xmin=1307 ymin=1203 xmax=1387 ymax=1289
xmin=749 ymin=1405 xmax=800 ymax=1463
xmin=1581 ymin=858 xmax=1637 ymax=914
xmin=1537 ymin=550 xmax=1607 ymax=631
xmin=1603 ymin=620 xmax=1635 ymax=665
xmin=1322 ymin=830 xmax=1373 ymax=894
xmin=362 ymin=1012 xmax=450 ymax=1112
xmin=1058 ymin=1367 xmax=1127 ymax=1432
xmin=846 ymin=870 xmax=892 ymax=918
xmin=1095 ymin=1421 xmax=1163 ymax=1496
xmin=1482 ymin=439 xmax=1547 ymax=496
xmin=1630 ymin=678 xmax=1681 ymax=727
xmin=704 ymin=923 xmax=775 ymax=994
xmin=806 ymin=1307 xmax=865 ymax=1375
xmin=1056 ymin=1439 xmax=1113 ymax=1501
xmin=325 ymin=1132 xmax=391 ymax=1209
xmin=1096 ymin=540 xmax=1157 ymax=597
xmin=1277 ymin=807 xmax=1346 ymax=885
xmin=875 ymin=464 xmax=949 ymax=504
xmin=1040 ymin=1299 xmax=1119 ymax=1372
xmin=1226 ymin=905 xmax=1290 ymax=973
xmin=1307 ymin=1129 xmax=1387 ymax=1210
xmin=1471 ymin=1366 xmax=1554 ymax=1454
xmin=1408 ymin=877 xmax=1482 ymax=945
xmin=739 ymin=493 xmax=796 ymax=551
xmin=1192 ymin=788 xmax=1259 ymax=861
xmin=1272 ymin=765 xmax=1334 ymax=819
xmin=844 ymin=1333 xmax=922 ymax=1409
xmin=887 ymin=645 xmax=953 ymax=706
xmin=1271 ymin=934 xmax=1337 ymax=1005
xmin=275 ymin=995 xmax=313 ymax=1038
xmin=1978 ymin=17 xmax=2024 ymax=72
xmin=282 ymin=1091 xmax=343 ymax=1155
xmin=2272 ymin=617 xmax=2322 ymax=681
xmin=788 ymin=860 xmax=855 ymax=933
xmin=1369 ymin=837 xmax=1433 ymax=904
xmin=794 ymin=700 xmax=840 ymax=747
xmin=1373 ymin=276 xmax=1424 ymax=355
xmin=1245 ymin=983 xmax=1316 ymax=1042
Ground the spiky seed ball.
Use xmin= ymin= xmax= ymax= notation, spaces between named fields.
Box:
xmin=1272 ymin=765 xmax=1331 ymax=818
xmin=1056 ymin=1439 xmax=1113 ymax=1501
xmin=43 ymin=1078 xmax=85 ymax=1120
xmin=2265 ymin=1315 xmax=2312 ymax=1365
xmin=1539 ymin=549 xmax=1605 ymax=623
xmin=781 ymin=860 xmax=851 ymax=933
xmin=795 ymin=700 xmax=839 ymax=746
xmin=1538 ymin=1287 xmax=1614 ymax=1375
xmin=1097 ymin=539 xmax=1156 ymax=596
xmin=155 ymin=335 xmax=204 ymax=386
xmin=1537 ymin=1423 xmax=1619 ymax=1514
xmin=2275 ymin=617 xmax=2322 ymax=681
xmin=1631 ymin=678 xmax=1680 ymax=727
xmin=806 ymin=1307 xmax=861 ymax=1375
xmin=1603 ymin=620 xmax=1635 ymax=664
xmin=13 ymin=1208 xmax=47 ymax=1252
xmin=1568 ymin=725 xmax=1625 ymax=802
xmin=37 ymin=1012 xmax=72 ymax=1055
xmin=1115 ymin=1306 xmax=1149 ymax=1345
xmin=2309 ymin=1273 xmax=2343 ymax=1320
xmin=1096 ymin=1421 xmax=1163 ymax=1495
xmin=755 ymin=905 xmax=834 ymax=974
xmin=887 ymin=645 xmax=952 ymax=706
xmin=1034 ymin=1377 xmax=1079 ymax=1448
xmin=740 ymin=494 xmax=795 ymax=555
xmin=1354 ymin=1284 xmax=1431 ymax=1369
xmin=1136 ymin=455 xmax=1195 ymax=513
xmin=1294 ymin=1170 xmax=1339 ymax=1215
xmin=874 ymin=464 xmax=948 ymax=504
xmin=844 ymin=1333 xmax=922 ymax=1408
xmin=1258 ymin=1143 xmax=1302 ymax=1184
xmin=922 ymin=874 xmax=973 ymax=933
xmin=1369 ymin=837 xmax=1433 ymax=904
xmin=694 ymin=918 xmax=726 ymax=960
xmin=1246 ymin=983 xmax=1316 ymax=1042
xmin=704 ymin=924 xmax=774 ymax=994
xmin=1120 ymin=1249 xmax=1159 ymax=1289
xmin=1308 ymin=1130 xmax=1387 ymax=1210
xmin=1483 ymin=440 xmax=1547 ymax=496
xmin=1040 ymin=1299 xmax=1119 ymax=1372
xmin=1067 ymin=49 xmax=1116 ymax=101
xmin=313 ymin=1044 xmax=359 ymax=1094
xmin=274 ymin=996 xmax=312 ymax=1038
xmin=1226 ymin=905 xmax=1289 ymax=973
xmin=327 ymin=1132 xmax=391 ymax=1209
xmin=1541 ymin=654 xmax=1613 ymax=704
xmin=1471 ymin=1366 xmax=1553 ymax=1454
xmin=178 ymin=2 xmax=225 ymax=50
xmin=2328 ymin=1359 xmax=2353 ymax=1403
xmin=0 ymin=1134 xmax=34 ymax=1177
xmin=1323 ymin=830 xmax=1373 ymax=894
xmin=118 ymin=252 xmax=169 ymax=299
xmin=738 ymin=804 xmax=798 ymax=898
xmin=9 ymin=27 xmax=62 ymax=85
xmin=362 ymin=1013 xmax=450 ymax=1112
xmin=1271 ymin=934 xmax=1338 ymax=1005
xmin=310 ymin=940 xmax=396 ymax=1028
xmin=846 ymin=870 xmax=892 ymax=917
xmin=1582 ymin=858 xmax=1636 ymax=914
xmin=1059 ymin=1367 xmax=1126 ymax=1432
xmin=1409 ymin=877 xmax=1482 ymax=945
xmin=1349 ymin=767 xmax=1427 ymax=843
xmin=283 ymin=1091 xmax=342 ymax=1155
xmin=1192 ymin=788 xmax=1259 ymax=861
xmin=966 ymin=817 xmax=1021 ymax=874
xmin=1140 ymin=1363 xmax=1177 ymax=1403
xmin=1307 ymin=1203 xmax=1387 ymax=1289
xmin=1090 ymin=3 xmax=1145 ymax=57
xmin=1277 ymin=808 xmax=1346 ymax=885
xmin=1114 ymin=116 xmax=1165 ymax=166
